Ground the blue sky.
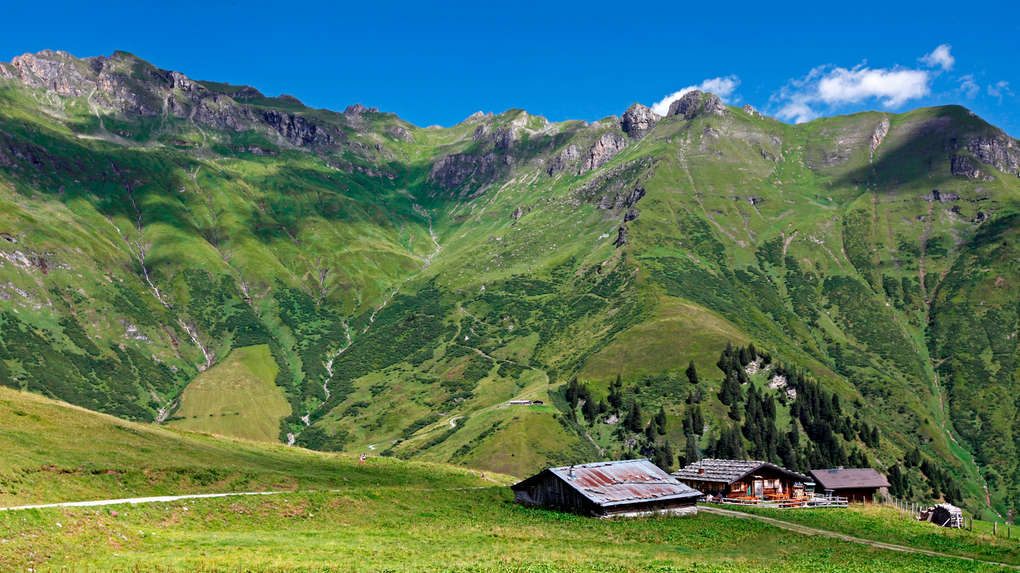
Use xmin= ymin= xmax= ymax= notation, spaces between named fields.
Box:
xmin=2 ymin=0 xmax=1018 ymax=135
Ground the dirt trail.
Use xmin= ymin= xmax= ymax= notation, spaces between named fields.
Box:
xmin=0 ymin=491 xmax=284 ymax=512
xmin=700 ymin=506 xmax=1019 ymax=569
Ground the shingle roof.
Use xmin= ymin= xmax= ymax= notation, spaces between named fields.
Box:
xmin=810 ymin=468 xmax=890 ymax=490
xmin=513 ymin=459 xmax=702 ymax=507
xmin=672 ymin=458 xmax=810 ymax=484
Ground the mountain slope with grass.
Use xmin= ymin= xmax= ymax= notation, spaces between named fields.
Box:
xmin=1 ymin=50 xmax=1018 ymax=519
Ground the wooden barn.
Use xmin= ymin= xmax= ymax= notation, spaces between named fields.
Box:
xmin=511 ymin=459 xmax=702 ymax=518
xmin=809 ymin=468 xmax=890 ymax=503
xmin=673 ymin=459 xmax=810 ymax=501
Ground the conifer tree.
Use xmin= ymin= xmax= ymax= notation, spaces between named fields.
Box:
xmin=625 ymin=401 xmax=643 ymax=433
xmin=655 ymin=406 xmax=667 ymax=435
xmin=685 ymin=433 xmax=700 ymax=465
xmin=686 ymin=361 xmax=699 ymax=386
xmin=654 ymin=440 xmax=675 ymax=472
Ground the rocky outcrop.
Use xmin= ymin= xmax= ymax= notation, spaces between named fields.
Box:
xmin=344 ymin=104 xmax=378 ymax=114
xmin=925 ymin=189 xmax=960 ymax=203
xmin=2 ymin=50 xmax=343 ymax=150
xmin=667 ymin=90 xmax=726 ymax=119
xmin=621 ymin=104 xmax=659 ymax=139
xmin=389 ymin=126 xmax=413 ymax=141
xmin=474 ymin=125 xmax=518 ymax=150
xmin=870 ymin=117 xmax=890 ymax=160
xmin=428 ymin=152 xmax=508 ymax=193
xmin=742 ymin=104 xmax=763 ymax=118
xmin=613 ymin=225 xmax=629 ymax=247
xmin=950 ymin=155 xmax=989 ymax=180
xmin=965 ymin=136 xmax=1020 ymax=176
xmin=597 ymin=187 xmax=645 ymax=212
xmin=581 ymin=133 xmax=627 ymax=173
xmin=547 ymin=144 xmax=580 ymax=176
xmin=259 ymin=109 xmax=334 ymax=147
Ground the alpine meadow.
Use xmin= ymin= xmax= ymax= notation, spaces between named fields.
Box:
xmin=0 ymin=48 xmax=1019 ymax=569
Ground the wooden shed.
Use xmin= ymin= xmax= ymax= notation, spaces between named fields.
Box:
xmin=673 ymin=459 xmax=810 ymax=501
xmin=809 ymin=468 xmax=890 ymax=503
xmin=511 ymin=459 xmax=702 ymax=518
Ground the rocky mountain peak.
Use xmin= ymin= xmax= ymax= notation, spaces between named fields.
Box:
xmin=621 ymin=103 xmax=660 ymax=139
xmin=667 ymin=90 xmax=727 ymax=120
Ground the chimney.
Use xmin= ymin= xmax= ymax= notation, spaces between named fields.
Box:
xmin=568 ymin=465 xmax=575 ymax=478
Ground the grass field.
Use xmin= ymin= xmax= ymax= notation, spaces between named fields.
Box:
xmin=1 ymin=488 xmax=1007 ymax=572
xmin=729 ymin=504 xmax=1020 ymax=566
xmin=0 ymin=388 xmax=1015 ymax=571
xmin=169 ymin=345 xmax=290 ymax=442
xmin=0 ymin=387 xmax=498 ymax=507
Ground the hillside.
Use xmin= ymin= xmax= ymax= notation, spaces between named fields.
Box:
xmin=0 ymin=50 xmax=1018 ymax=518
xmin=2 ymin=387 xmax=1017 ymax=571
xmin=0 ymin=387 xmax=498 ymax=506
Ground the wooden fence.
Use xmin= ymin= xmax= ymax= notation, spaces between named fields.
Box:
xmin=715 ymin=495 xmax=848 ymax=509
xmin=884 ymin=496 xmax=1014 ymax=538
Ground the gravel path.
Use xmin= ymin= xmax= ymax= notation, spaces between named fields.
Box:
xmin=0 ymin=491 xmax=284 ymax=512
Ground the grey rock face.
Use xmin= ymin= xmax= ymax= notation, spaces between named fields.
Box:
xmin=597 ymin=187 xmax=645 ymax=211
xmin=581 ymin=133 xmax=628 ymax=173
xmin=260 ymin=109 xmax=334 ymax=147
xmin=742 ymin=104 xmax=763 ymax=118
xmin=621 ymin=104 xmax=660 ymax=139
xmin=965 ymin=136 xmax=1020 ymax=176
xmin=667 ymin=90 xmax=726 ymax=119
xmin=871 ymin=118 xmax=890 ymax=154
xmin=613 ymin=225 xmax=629 ymax=247
xmin=925 ymin=189 xmax=960 ymax=203
xmin=950 ymin=155 xmax=988 ymax=180
xmin=389 ymin=126 xmax=413 ymax=141
xmin=547 ymin=144 xmax=580 ymax=176
xmin=428 ymin=152 xmax=507 ymax=192
xmin=2 ymin=50 xmax=344 ymax=150
xmin=344 ymin=104 xmax=378 ymax=114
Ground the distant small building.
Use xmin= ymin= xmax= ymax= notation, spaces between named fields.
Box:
xmin=809 ymin=468 xmax=890 ymax=503
xmin=511 ymin=459 xmax=702 ymax=518
xmin=673 ymin=459 xmax=810 ymax=500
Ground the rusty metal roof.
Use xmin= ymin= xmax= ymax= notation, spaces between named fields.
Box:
xmin=673 ymin=458 xmax=810 ymax=484
xmin=809 ymin=468 xmax=890 ymax=490
xmin=514 ymin=459 xmax=702 ymax=507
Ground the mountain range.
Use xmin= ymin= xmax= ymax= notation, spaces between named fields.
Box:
xmin=0 ymin=49 xmax=1017 ymax=519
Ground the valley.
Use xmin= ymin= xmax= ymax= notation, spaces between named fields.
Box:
xmin=0 ymin=49 xmax=1017 ymax=522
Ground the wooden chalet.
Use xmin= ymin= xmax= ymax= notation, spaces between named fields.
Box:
xmin=673 ymin=459 xmax=811 ymax=501
xmin=809 ymin=468 xmax=890 ymax=503
xmin=511 ymin=459 xmax=702 ymax=518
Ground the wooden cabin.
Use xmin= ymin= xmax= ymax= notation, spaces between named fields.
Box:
xmin=809 ymin=468 xmax=890 ymax=503
xmin=511 ymin=459 xmax=702 ymax=518
xmin=673 ymin=459 xmax=810 ymax=501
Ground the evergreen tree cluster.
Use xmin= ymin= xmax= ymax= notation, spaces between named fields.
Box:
xmin=565 ymin=378 xmax=607 ymax=424
xmin=921 ymin=457 xmax=962 ymax=503
xmin=741 ymin=384 xmax=781 ymax=464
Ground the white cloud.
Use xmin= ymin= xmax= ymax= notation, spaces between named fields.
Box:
xmin=988 ymin=80 xmax=1013 ymax=102
xmin=772 ymin=64 xmax=931 ymax=124
xmin=958 ymin=75 xmax=980 ymax=99
xmin=651 ymin=76 xmax=740 ymax=116
xmin=921 ymin=44 xmax=955 ymax=71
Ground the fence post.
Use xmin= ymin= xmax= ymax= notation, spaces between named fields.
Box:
xmin=994 ymin=522 xmax=998 ymax=536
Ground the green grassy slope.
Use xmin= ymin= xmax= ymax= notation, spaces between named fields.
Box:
xmin=1 ymin=488 xmax=1007 ymax=572
xmin=0 ymin=387 xmax=498 ymax=506
xmin=168 ymin=344 xmax=289 ymax=441
xmin=1 ymin=50 xmax=1018 ymax=519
